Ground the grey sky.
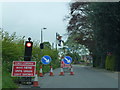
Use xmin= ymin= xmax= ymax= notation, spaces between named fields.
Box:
xmin=2 ymin=2 xmax=70 ymax=44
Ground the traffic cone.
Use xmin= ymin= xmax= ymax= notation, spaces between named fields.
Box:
xmin=32 ymin=71 xmax=40 ymax=88
xmin=70 ymin=65 xmax=74 ymax=75
xmin=49 ymin=66 xmax=54 ymax=76
xmin=59 ymin=66 xmax=64 ymax=76
xmin=39 ymin=65 xmax=43 ymax=77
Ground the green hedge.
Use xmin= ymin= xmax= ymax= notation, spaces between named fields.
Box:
xmin=36 ymin=61 xmax=60 ymax=75
xmin=1 ymin=30 xmax=60 ymax=88
xmin=105 ymin=55 xmax=116 ymax=71
xmin=2 ymin=66 xmax=18 ymax=89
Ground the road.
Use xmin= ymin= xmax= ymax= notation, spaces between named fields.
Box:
xmin=19 ymin=65 xmax=118 ymax=88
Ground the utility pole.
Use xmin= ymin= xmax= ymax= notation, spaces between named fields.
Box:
xmin=41 ymin=29 xmax=43 ymax=43
xmin=40 ymin=27 xmax=47 ymax=74
xmin=52 ymin=43 xmax=54 ymax=49
xmin=41 ymin=28 xmax=47 ymax=43
xmin=56 ymin=33 xmax=58 ymax=51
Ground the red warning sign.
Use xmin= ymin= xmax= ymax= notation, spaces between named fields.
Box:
xmin=11 ymin=61 xmax=36 ymax=77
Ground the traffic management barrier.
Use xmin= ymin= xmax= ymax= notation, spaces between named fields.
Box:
xmin=59 ymin=66 xmax=64 ymax=76
xmin=39 ymin=65 xmax=43 ymax=77
xmin=32 ymin=71 xmax=40 ymax=88
xmin=70 ymin=65 xmax=74 ymax=75
xmin=49 ymin=65 xmax=54 ymax=76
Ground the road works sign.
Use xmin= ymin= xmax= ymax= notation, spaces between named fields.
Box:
xmin=63 ymin=56 xmax=72 ymax=64
xmin=41 ymin=55 xmax=52 ymax=64
xmin=11 ymin=61 xmax=36 ymax=77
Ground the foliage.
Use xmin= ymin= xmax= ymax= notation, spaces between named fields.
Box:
xmin=43 ymin=42 xmax=52 ymax=49
xmin=62 ymin=34 xmax=90 ymax=64
xmin=105 ymin=55 xmax=116 ymax=71
xmin=88 ymin=3 xmax=120 ymax=69
xmin=67 ymin=2 xmax=94 ymax=52
xmin=66 ymin=2 xmax=120 ymax=70
xmin=2 ymin=30 xmax=25 ymax=72
xmin=1 ymin=30 xmax=60 ymax=88
xmin=2 ymin=66 xmax=18 ymax=89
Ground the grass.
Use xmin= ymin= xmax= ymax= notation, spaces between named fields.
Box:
xmin=2 ymin=61 xmax=60 ymax=89
xmin=0 ymin=66 xmax=2 ymax=90
xmin=2 ymin=66 xmax=18 ymax=89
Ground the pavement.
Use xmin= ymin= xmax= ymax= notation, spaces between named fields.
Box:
xmin=18 ymin=65 xmax=118 ymax=88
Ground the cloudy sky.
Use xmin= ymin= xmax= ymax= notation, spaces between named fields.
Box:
xmin=2 ymin=2 xmax=71 ymax=45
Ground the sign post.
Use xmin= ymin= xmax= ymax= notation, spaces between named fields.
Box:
xmin=11 ymin=61 xmax=36 ymax=85
xmin=12 ymin=61 xmax=36 ymax=77
xmin=41 ymin=55 xmax=52 ymax=75
xmin=41 ymin=55 xmax=52 ymax=65
xmin=63 ymin=56 xmax=72 ymax=64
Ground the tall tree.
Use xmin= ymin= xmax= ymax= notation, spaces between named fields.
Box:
xmin=88 ymin=2 xmax=120 ymax=69
xmin=66 ymin=2 xmax=120 ymax=70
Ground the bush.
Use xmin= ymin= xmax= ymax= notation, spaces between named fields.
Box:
xmin=105 ymin=55 xmax=116 ymax=71
xmin=2 ymin=67 xmax=18 ymax=89
xmin=1 ymin=30 xmax=60 ymax=88
xmin=80 ymin=60 xmax=85 ymax=62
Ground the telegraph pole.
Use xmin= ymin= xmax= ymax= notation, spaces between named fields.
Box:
xmin=40 ymin=28 xmax=47 ymax=74
xmin=52 ymin=43 xmax=54 ymax=49
xmin=41 ymin=29 xmax=43 ymax=43
xmin=56 ymin=33 xmax=58 ymax=51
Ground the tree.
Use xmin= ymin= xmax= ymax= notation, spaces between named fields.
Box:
xmin=60 ymin=35 xmax=89 ymax=64
xmin=67 ymin=2 xmax=95 ymax=54
xmin=66 ymin=2 xmax=120 ymax=70
xmin=88 ymin=2 xmax=120 ymax=69
xmin=1 ymin=30 xmax=61 ymax=88
xmin=43 ymin=42 xmax=51 ymax=49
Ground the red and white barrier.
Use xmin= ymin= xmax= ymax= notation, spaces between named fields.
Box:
xmin=70 ymin=65 xmax=74 ymax=75
xmin=49 ymin=66 xmax=54 ymax=76
xmin=59 ymin=66 xmax=64 ymax=76
xmin=33 ymin=71 xmax=40 ymax=88
xmin=39 ymin=65 xmax=43 ymax=77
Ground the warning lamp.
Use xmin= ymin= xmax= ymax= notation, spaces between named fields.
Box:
xmin=24 ymin=38 xmax=33 ymax=61
xmin=40 ymin=43 xmax=44 ymax=49
xmin=26 ymin=42 xmax=32 ymax=47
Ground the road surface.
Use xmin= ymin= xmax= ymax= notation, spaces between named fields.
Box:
xmin=19 ymin=65 xmax=118 ymax=88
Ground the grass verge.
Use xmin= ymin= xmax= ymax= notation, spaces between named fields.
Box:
xmin=2 ymin=66 xmax=18 ymax=89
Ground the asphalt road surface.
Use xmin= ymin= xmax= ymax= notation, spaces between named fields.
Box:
xmin=19 ymin=65 xmax=118 ymax=88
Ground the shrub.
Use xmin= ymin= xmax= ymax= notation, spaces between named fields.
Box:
xmin=105 ymin=55 xmax=116 ymax=71
xmin=2 ymin=66 xmax=18 ymax=89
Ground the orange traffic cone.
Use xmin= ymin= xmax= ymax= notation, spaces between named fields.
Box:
xmin=49 ymin=66 xmax=54 ymax=76
xmin=70 ymin=65 xmax=74 ymax=75
xmin=32 ymin=71 xmax=40 ymax=88
xmin=39 ymin=65 xmax=43 ymax=77
xmin=59 ymin=66 xmax=64 ymax=76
